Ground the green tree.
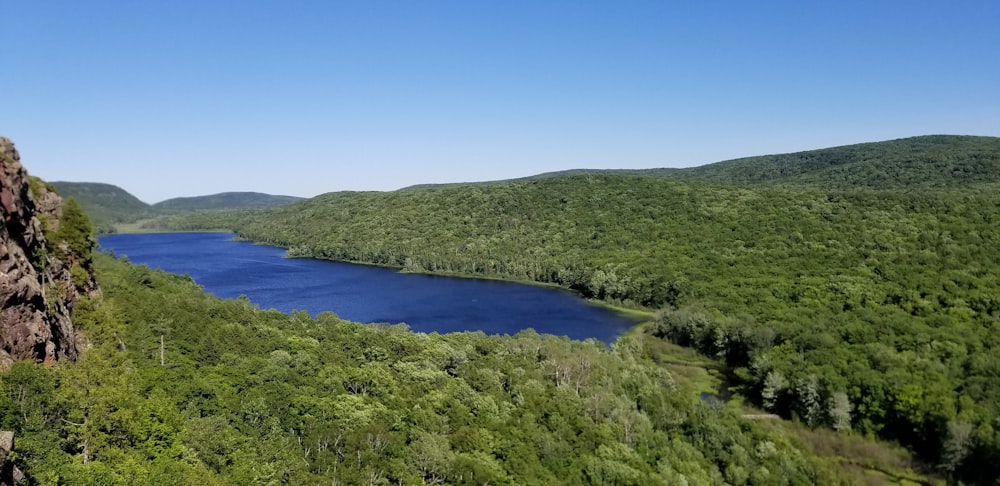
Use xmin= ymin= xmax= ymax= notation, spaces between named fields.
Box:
xmin=54 ymin=197 xmax=95 ymax=258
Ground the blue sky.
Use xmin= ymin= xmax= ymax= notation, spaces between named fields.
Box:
xmin=3 ymin=1 xmax=998 ymax=203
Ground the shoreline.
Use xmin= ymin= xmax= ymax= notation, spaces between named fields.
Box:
xmin=102 ymin=229 xmax=651 ymax=342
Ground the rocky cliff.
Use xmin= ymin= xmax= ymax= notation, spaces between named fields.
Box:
xmin=0 ymin=137 xmax=98 ymax=368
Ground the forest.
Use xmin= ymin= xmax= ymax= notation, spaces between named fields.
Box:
xmin=3 ymin=252 xmax=861 ymax=484
xmin=5 ymin=135 xmax=997 ymax=483
xmin=155 ymin=135 xmax=1000 ymax=483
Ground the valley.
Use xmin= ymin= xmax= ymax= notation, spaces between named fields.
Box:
xmin=4 ymin=135 xmax=999 ymax=483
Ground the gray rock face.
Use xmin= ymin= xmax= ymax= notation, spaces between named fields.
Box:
xmin=0 ymin=137 xmax=97 ymax=367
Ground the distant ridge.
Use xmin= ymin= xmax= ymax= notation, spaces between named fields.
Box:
xmin=399 ymin=168 xmax=682 ymax=191
xmin=668 ymin=134 xmax=1000 ymax=188
xmin=51 ymin=183 xmax=303 ymax=232
xmin=51 ymin=181 xmax=153 ymax=231
xmin=153 ymin=192 xmax=303 ymax=211
xmin=402 ymin=135 xmax=1000 ymax=190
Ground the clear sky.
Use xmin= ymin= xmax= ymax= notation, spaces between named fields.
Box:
xmin=3 ymin=1 xmax=998 ymax=203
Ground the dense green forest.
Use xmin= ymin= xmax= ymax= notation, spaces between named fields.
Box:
xmin=3 ymin=253 xmax=865 ymax=484
xmin=161 ymin=135 xmax=1000 ymax=483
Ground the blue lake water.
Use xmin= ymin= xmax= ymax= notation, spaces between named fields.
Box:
xmin=98 ymin=232 xmax=640 ymax=343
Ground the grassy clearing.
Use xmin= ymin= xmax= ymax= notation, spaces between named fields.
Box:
xmin=640 ymin=326 xmax=722 ymax=397
xmin=759 ymin=421 xmax=937 ymax=485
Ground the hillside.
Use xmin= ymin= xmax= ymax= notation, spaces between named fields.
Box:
xmin=49 ymin=184 xmax=303 ymax=232
xmin=400 ymin=168 xmax=681 ymax=191
xmin=403 ymin=135 xmax=1000 ymax=191
xmin=51 ymin=181 xmax=154 ymax=232
xmin=164 ymin=135 xmax=1000 ymax=482
xmin=153 ymin=192 xmax=302 ymax=211
xmin=668 ymin=134 xmax=1000 ymax=188
xmin=0 ymin=253 xmax=847 ymax=484
xmin=0 ymin=251 xmax=927 ymax=484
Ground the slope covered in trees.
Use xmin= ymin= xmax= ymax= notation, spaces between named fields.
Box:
xmin=51 ymin=183 xmax=304 ymax=234
xmin=668 ymin=135 xmax=1000 ymax=188
xmin=1 ymin=254 xmax=852 ymax=484
xmin=404 ymin=135 xmax=1000 ymax=191
xmin=165 ymin=138 xmax=1000 ymax=481
xmin=51 ymin=182 xmax=155 ymax=233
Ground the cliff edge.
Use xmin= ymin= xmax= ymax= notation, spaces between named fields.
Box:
xmin=0 ymin=137 xmax=98 ymax=368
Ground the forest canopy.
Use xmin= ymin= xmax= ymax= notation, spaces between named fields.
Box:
xmin=9 ymin=135 xmax=995 ymax=483
xmin=2 ymin=254 xmax=848 ymax=484
xmin=159 ymin=136 xmax=1000 ymax=482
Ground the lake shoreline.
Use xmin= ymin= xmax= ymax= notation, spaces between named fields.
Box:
xmin=100 ymin=232 xmax=641 ymax=343
xmin=227 ymin=233 xmax=658 ymax=324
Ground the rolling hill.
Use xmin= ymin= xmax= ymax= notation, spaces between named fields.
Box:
xmin=667 ymin=134 xmax=1000 ymax=188
xmin=51 ymin=181 xmax=154 ymax=232
xmin=153 ymin=192 xmax=302 ymax=211
xmin=402 ymin=135 xmax=1000 ymax=191
xmin=49 ymin=183 xmax=303 ymax=232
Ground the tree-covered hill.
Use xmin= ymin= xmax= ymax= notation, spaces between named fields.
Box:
xmin=48 ymin=184 xmax=304 ymax=233
xmin=400 ymin=168 xmax=681 ymax=191
xmin=152 ymin=192 xmax=302 ymax=211
xmin=667 ymin=134 xmax=1000 ymax=188
xmin=404 ymin=135 xmax=1000 ymax=191
xmin=166 ymin=158 xmax=1000 ymax=481
xmin=51 ymin=181 xmax=154 ymax=232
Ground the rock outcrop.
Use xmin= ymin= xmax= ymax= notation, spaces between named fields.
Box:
xmin=0 ymin=431 xmax=23 ymax=485
xmin=0 ymin=137 xmax=98 ymax=368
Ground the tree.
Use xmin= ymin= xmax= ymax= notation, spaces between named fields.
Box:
xmin=827 ymin=391 xmax=852 ymax=432
xmin=938 ymin=420 xmax=973 ymax=475
xmin=53 ymin=197 xmax=95 ymax=259
xmin=761 ymin=371 xmax=786 ymax=412
xmin=796 ymin=375 xmax=822 ymax=427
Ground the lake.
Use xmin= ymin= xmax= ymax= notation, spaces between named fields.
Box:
xmin=98 ymin=232 xmax=641 ymax=343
